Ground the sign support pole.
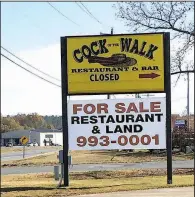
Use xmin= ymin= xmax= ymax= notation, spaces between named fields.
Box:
xmin=61 ymin=37 xmax=69 ymax=187
xmin=164 ymin=32 xmax=172 ymax=184
xmin=23 ymin=145 xmax=25 ymax=158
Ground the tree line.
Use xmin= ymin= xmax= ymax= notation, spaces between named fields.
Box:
xmin=1 ymin=113 xmax=194 ymax=133
xmin=1 ymin=113 xmax=62 ymax=133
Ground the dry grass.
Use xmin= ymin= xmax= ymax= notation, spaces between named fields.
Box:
xmin=2 ymin=150 xmax=194 ymax=168
xmin=71 ymin=150 xmax=194 ymax=164
xmin=1 ymin=146 xmax=61 ymax=154
xmin=1 ymin=147 xmax=24 ymax=154
xmin=2 ymin=152 xmax=59 ymax=167
xmin=1 ymin=170 xmax=194 ymax=197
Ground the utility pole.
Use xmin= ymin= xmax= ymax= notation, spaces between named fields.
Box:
xmin=107 ymin=27 xmax=114 ymax=99
xmin=187 ymin=72 xmax=190 ymax=131
xmin=111 ymin=27 xmax=113 ymax=35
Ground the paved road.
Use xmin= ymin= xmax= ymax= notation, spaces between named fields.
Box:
xmin=1 ymin=160 xmax=194 ymax=175
xmin=1 ymin=148 xmax=58 ymax=162
xmin=70 ymin=187 xmax=194 ymax=197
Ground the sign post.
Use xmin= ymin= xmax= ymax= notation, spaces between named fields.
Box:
xmin=61 ymin=37 xmax=69 ymax=187
xmin=20 ymin=136 xmax=29 ymax=159
xmin=61 ymin=32 xmax=172 ymax=186
xmin=23 ymin=145 xmax=25 ymax=158
xmin=164 ymin=33 xmax=172 ymax=184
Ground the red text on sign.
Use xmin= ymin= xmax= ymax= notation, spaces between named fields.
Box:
xmin=76 ymin=134 xmax=159 ymax=147
xmin=115 ymin=102 xmax=161 ymax=113
xmin=73 ymin=103 xmax=108 ymax=114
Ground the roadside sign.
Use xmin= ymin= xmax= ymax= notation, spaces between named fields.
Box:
xmin=61 ymin=32 xmax=172 ymax=186
xmin=68 ymin=98 xmax=166 ymax=150
xmin=175 ymin=119 xmax=186 ymax=126
xmin=65 ymin=33 xmax=165 ymax=95
xmin=20 ymin=136 xmax=29 ymax=145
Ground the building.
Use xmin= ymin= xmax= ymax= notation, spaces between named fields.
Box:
xmin=1 ymin=128 xmax=63 ymax=146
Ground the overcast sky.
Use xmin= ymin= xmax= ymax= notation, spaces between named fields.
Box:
xmin=1 ymin=2 xmax=194 ymax=116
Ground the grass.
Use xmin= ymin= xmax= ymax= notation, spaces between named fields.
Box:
xmin=1 ymin=169 xmax=194 ymax=197
xmin=1 ymin=146 xmax=61 ymax=154
xmin=1 ymin=149 xmax=194 ymax=168
xmin=2 ymin=152 xmax=59 ymax=167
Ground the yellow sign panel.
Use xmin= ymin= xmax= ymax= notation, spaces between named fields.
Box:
xmin=66 ymin=33 xmax=164 ymax=94
xmin=20 ymin=136 xmax=29 ymax=145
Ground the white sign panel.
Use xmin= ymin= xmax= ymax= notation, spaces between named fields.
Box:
xmin=68 ymin=98 xmax=166 ymax=150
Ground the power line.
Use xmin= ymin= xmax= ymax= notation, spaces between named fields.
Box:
xmin=80 ymin=2 xmax=101 ymax=23
xmin=1 ymin=46 xmax=60 ymax=82
xmin=47 ymin=2 xmax=79 ymax=26
xmin=1 ymin=53 xmax=61 ymax=88
xmin=76 ymin=2 xmax=104 ymax=26
xmin=75 ymin=2 xmax=93 ymax=19
xmin=75 ymin=2 xmax=100 ymax=24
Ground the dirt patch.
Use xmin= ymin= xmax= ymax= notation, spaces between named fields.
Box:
xmin=69 ymin=169 xmax=194 ymax=180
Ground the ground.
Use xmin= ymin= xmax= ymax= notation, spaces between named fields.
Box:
xmin=1 ymin=147 xmax=194 ymax=196
xmin=1 ymin=169 xmax=194 ymax=197
xmin=69 ymin=187 xmax=194 ymax=197
xmin=1 ymin=146 xmax=61 ymax=154
xmin=1 ymin=149 xmax=194 ymax=168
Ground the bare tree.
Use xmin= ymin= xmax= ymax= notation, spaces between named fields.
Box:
xmin=114 ymin=2 xmax=194 ymax=77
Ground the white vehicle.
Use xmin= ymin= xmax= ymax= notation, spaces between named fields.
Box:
xmin=27 ymin=142 xmax=38 ymax=147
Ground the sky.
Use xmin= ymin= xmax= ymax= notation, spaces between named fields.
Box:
xmin=1 ymin=2 xmax=194 ymax=116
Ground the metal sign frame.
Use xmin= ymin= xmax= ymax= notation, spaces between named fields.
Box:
xmin=61 ymin=32 xmax=172 ymax=186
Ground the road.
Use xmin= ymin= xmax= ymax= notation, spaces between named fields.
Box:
xmin=70 ymin=187 xmax=194 ymax=197
xmin=1 ymin=160 xmax=194 ymax=175
xmin=1 ymin=147 xmax=58 ymax=162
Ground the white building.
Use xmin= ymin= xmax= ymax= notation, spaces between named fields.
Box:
xmin=1 ymin=128 xmax=63 ymax=146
